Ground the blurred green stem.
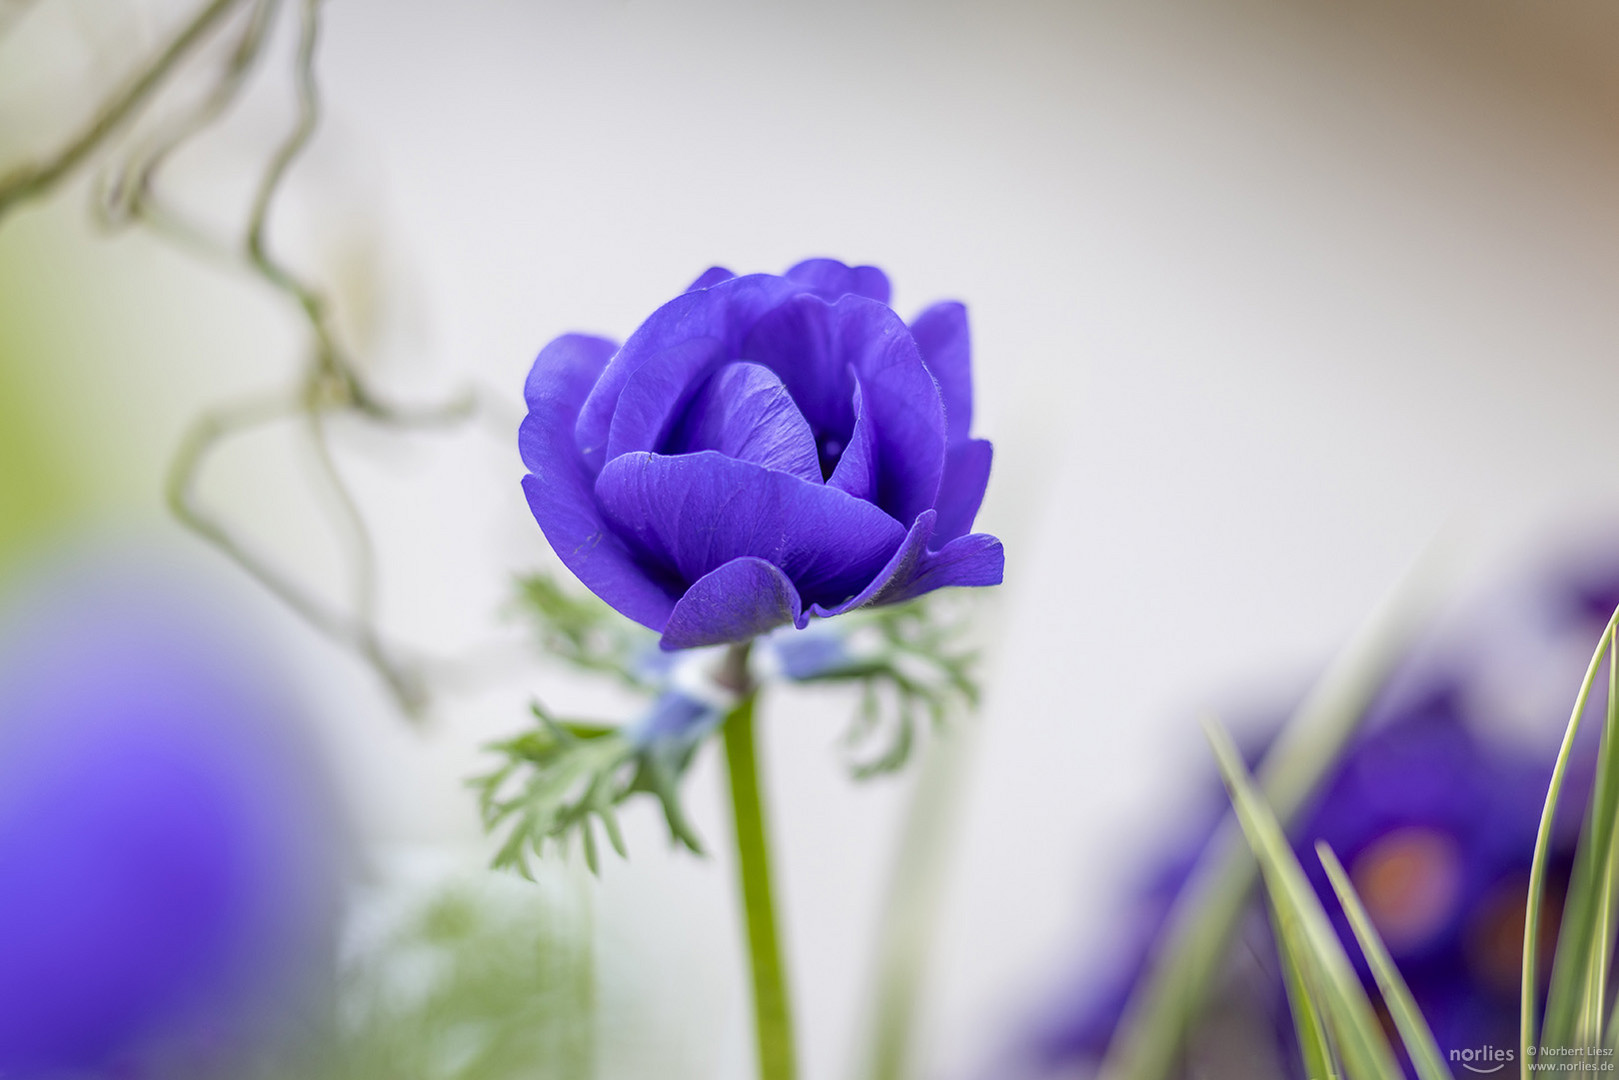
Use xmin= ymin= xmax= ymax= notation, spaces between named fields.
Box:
xmin=723 ymin=678 xmax=797 ymax=1080
xmin=859 ymin=733 xmax=965 ymax=1080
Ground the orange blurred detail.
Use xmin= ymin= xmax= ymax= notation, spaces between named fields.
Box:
xmin=1350 ymin=827 xmax=1463 ymax=952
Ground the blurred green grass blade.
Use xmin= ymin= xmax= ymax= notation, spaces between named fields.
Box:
xmin=1100 ymin=568 xmax=1434 ymax=1080
xmin=1204 ymin=719 xmax=1405 ymax=1080
xmin=1317 ymin=842 xmax=1450 ymax=1080
xmin=1545 ymin=624 xmax=1619 ymax=1052
xmin=1523 ymin=612 xmax=1617 ymax=1076
xmin=1270 ymin=897 xmax=1342 ymax=1080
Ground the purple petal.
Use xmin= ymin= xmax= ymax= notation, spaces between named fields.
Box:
xmin=661 ymin=557 xmax=806 ymax=650
xmin=827 ymin=376 xmax=877 ymax=501
xmin=836 ymin=298 xmax=947 ymax=523
xmin=883 ymin=531 xmax=1003 ymax=605
xmin=685 ymin=266 xmax=734 ymax=292
xmin=909 ymin=301 xmax=973 ymax=444
xmin=575 ymin=274 xmax=805 ymax=474
xmin=523 ymin=333 xmax=619 ymax=417
xmin=520 ymin=334 xmax=679 ymax=631
xmin=850 ymin=266 xmax=892 ymax=305
xmin=764 ymin=628 xmax=857 ymax=681
xmin=897 ymin=531 xmax=1004 ymax=601
xmin=739 ymin=293 xmax=854 ymax=441
xmin=744 ymin=295 xmax=946 ymax=524
xmin=932 ymin=438 xmax=993 ymax=546
xmin=603 ymin=336 xmax=728 ymax=461
xmin=594 ymin=450 xmax=906 ymax=609
xmin=666 ymin=362 xmax=822 ymax=483
xmin=810 ymin=510 xmax=1004 ymax=617
xmin=785 ymin=258 xmax=892 ymax=304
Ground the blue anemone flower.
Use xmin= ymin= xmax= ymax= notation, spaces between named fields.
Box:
xmin=519 ymin=259 xmax=1004 ymax=651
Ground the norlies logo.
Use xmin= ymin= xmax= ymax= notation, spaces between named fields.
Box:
xmin=1451 ymin=1046 xmax=1514 ymax=1075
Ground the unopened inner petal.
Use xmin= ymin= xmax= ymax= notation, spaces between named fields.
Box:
xmin=664 ymin=362 xmax=822 ymax=483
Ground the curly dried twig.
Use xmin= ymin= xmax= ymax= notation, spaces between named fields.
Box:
xmin=6 ymin=0 xmax=476 ymax=716
xmin=165 ymin=391 xmax=321 ymax=628
xmin=0 ymin=0 xmax=250 ymax=219
xmin=94 ymin=0 xmax=282 ymax=233
xmin=153 ymin=0 xmax=470 ymax=715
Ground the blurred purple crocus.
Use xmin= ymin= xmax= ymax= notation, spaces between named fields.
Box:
xmin=519 ymin=259 xmax=1004 ymax=651
xmin=1007 ymin=548 xmax=1619 ymax=1080
xmin=0 ymin=559 xmax=339 ymax=1079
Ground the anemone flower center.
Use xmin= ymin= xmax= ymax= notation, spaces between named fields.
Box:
xmin=818 ymin=436 xmax=844 ymax=479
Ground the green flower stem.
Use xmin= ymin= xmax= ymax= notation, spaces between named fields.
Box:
xmin=722 ymin=689 xmax=797 ymax=1080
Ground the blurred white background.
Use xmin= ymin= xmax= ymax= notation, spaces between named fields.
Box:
xmin=5 ymin=1 xmax=1619 ymax=1077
